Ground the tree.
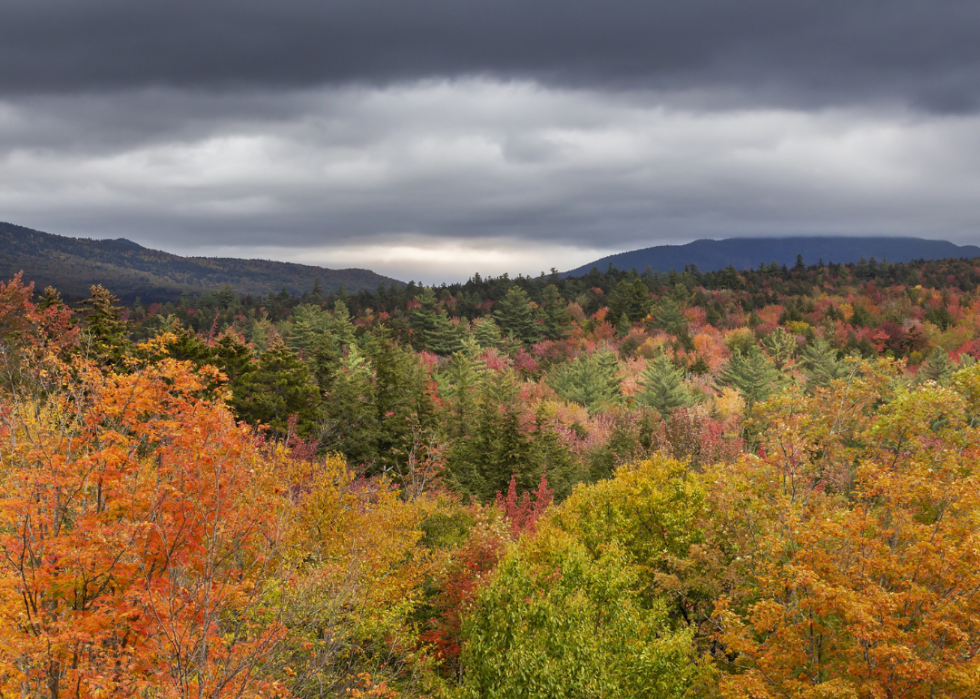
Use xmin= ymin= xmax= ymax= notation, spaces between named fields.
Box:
xmin=494 ymin=287 xmax=539 ymax=344
xmin=232 ymin=338 xmax=322 ymax=437
xmin=540 ymin=284 xmax=571 ymax=340
xmin=720 ymin=346 xmax=783 ymax=406
xmin=799 ymin=337 xmax=848 ymax=389
xmin=79 ymin=284 xmax=130 ymax=364
xmin=459 ymin=525 xmax=702 ymax=698
xmin=760 ymin=327 xmax=797 ymax=370
xmin=919 ymin=345 xmax=954 ymax=385
xmin=715 ymin=375 xmax=980 ymax=698
xmin=547 ymin=350 xmax=622 ymax=414
xmin=0 ymin=351 xmax=289 ymax=698
xmin=637 ymin=353 xmax=694 ymax=417
xmin=608 ymin=275 xmax=652 ymax=323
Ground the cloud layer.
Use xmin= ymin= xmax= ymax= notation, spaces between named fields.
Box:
xmin=2 ymin=2 xmax=980 ymax=282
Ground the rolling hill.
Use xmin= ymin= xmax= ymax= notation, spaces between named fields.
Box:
xmin=0 ymin=222 xmax=402 ymax=302
xmin=564 ymin=237 xmax=980 ymax=277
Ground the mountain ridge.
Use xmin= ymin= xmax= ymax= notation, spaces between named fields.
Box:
xmin=564 ymin=236 xmax=980 ymax=277
xmin=0 ymin=221 xmax=402 ymax=302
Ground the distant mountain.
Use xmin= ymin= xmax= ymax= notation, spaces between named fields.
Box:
xmin=0 ymin=222 xmax=402 ymax=302
xmin=564 ymin=237 xmax=980 ymax=277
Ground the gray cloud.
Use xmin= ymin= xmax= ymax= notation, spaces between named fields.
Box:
xmin=2 ymin=1 xmax=980 ymax=113
xmin=3 ymin=82 xmax=980 ymax=282
xmin=2 ymin=2 xmax=980 ymax=283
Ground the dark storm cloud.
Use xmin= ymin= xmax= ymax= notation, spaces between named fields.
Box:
xmin=3 ymin=0 xmax=980 ymax=112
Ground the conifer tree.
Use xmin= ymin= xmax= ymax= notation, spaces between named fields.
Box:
xmin=638 ymin=353 xmax=694 ymax=417
xmin=540 ymin=284 xmax=571 ymax=340
xmin=232 ymin=338 xmax=322 ymax=437
xmin=548 ymin=350 xmax=622 ymax=414
xmin=761 ymin=327 xmax=798 ymax=370
xmin=472 ymin=316 xmax=503 ymax=348
xmin=919 ymin=346 xmax=955 ymax=385
xmin=320 ymin=344 xmax=379 ymax=467
xmin=608 ymin=274 xmax=652 ymax=322
xmin=79 ymin=284 xmax=130 ymax=364
xmin=493 ymin=286 xmax=539 ymax=343
xmin=720 ymin=345 xmax=783 ymax=406
xmin=799 ymin=337 xmax=847 ymax=389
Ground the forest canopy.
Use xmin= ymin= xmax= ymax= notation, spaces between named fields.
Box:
xmin=3 ymin=254 xmax=980 ymax=697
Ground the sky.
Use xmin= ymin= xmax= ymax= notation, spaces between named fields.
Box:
xmin=2 ymin=1 xmax=980 ymax=283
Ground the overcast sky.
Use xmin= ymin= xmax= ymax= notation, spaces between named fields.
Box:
xmin=2 ymin=0 xmax=980 ymax=282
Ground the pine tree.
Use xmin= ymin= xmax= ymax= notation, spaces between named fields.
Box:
xmin=608 ymin=274 xmax=652 ymax=322
xmin=637 ymin=354 xmax=694 ymax=417
xmin=320 ymin=344 xmax=379 ymax=467
xmin=720 ymin=345 xmax=783 ymax=406
xmin=761 ymin=327 xmax=798 ymax=370
xmin=540 ymin=284 xmax=570 ymax=340
xmin=232 ymin=338 xmax=322 ymax=437
xmin=79 ymin=285 xmax=130 ymax=365
xmin=919 ymin=346 xmax=955 ymax=385
xmin=547 ymin=350 xmax=621 ymax=414
xmin=494 ymin=286 xmax=539 ymax=343
xmin=799 ymin=337 xmax=847 ymax=389
xmin=472 ymin=316 xmax=503 ymax=349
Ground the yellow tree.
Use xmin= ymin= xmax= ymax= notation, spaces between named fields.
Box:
xmin=715 ymin=366 xmax=980 ymax=698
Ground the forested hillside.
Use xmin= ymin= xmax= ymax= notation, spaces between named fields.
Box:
xmin=4 ymin=253 xmax=980 ymax=696
xmin=564 ymin=236 xmax=980 ymax=276
xmin=0 ymin=221 xmax=400 ymax=302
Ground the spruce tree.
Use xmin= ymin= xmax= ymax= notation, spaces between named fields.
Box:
xmin=494 ymin=286 xmax=540 ymax=343
xmin=720 ymin=345 xmax=783 ymax=406
xmin=547 ymin=350 xmax=621 ymax=414
xmin=637 ymin=353 xmax=694 ymax=417
xmin=919 ymin=346 xmax=955 ymax=385
xmin=79 ymin=285 xmax=130 ymax=365
xmin=800 ymin=337 xmax=847 ymax=389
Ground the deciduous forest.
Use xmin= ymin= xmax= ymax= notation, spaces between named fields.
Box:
xmin=3 ymin=255 xmax=980 ymax=697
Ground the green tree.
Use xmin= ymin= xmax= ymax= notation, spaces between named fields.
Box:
xmin=232 ymin=339 xmax=322 ymax=437
xmin=919 ymin=346 xmax=955 ymax=385
xmin=799 ymin=337 xmax=848 ymax=389
xmin=637 ymin=354 xmax=694 ymax=417
xmin=760 ymin=326 xmax=798 ymax=370
xmin=608 ymin=275 xmax=652 ymax=323
xmin=472 ymin=316 xmax=503 ymax=349
xmin=548 ymin=350 xmax=621 ymax=414
xmin=79 ymin=284 xmax=130 ymax=364
xmin=459 ymin=527 xmax=701 ymax=699
xmin=494 ymin=286 xmax=539 ymax=343
xmin=540 ymin=284 xmax=571 ymax=340
xmin=720 ymin=345 xmax=783 ymax=406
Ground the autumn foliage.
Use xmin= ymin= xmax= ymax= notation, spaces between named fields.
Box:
xmin=5 ymin=257 xmax=980 ymax=697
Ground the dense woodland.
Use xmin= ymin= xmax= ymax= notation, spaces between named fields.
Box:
xmin=3 ymin=254 xmax=980 ymax=697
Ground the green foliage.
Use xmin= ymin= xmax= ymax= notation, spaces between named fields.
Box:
xmin=458 ymin=527 xmax=701 ymax=699
xmin=760 ymin=326 xmax=797 ymax=370
xmin=548 ymin=350 xmax=622 ymax=414
xmin=800 ymin=337 xmax=848 ymax=389
xmin=494 ymin=286 xmax=539 ymax=343
xmin=637 ymin=354 xmax=694 ymax=417
xmin=231 ymin=339 xmax=322 ymax=437
xmin=720 ymin=345 xmax=784 ymax=405
xmin=608 ymin=275 xmax=652 ymax=323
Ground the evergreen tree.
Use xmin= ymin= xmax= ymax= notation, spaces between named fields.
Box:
xmin=79 ymin=285 xmax=130 ymax=364
xmin=720 ymin=345 xmax=783 ymax=406
xmin=799 ymin=337 xmax=847 ymax=389
xmin=320 ymin=344 xmax=379 ymax=467
xmin=472 ymin=316 xmax=503 ymax=349
xmin=547 ymin=350 xmax=621 ymax=414
xmin=494 ymin=286 xmax=539 ymax=343
xmin=540 ymin=284 xmax=571 ymax=340
xmin=919 ymin=346 xmax=955 ymax=385
xmin=232 ymin=339 xmax=322 ymax=437
xmin=761 ymin=327 xmax=798 ymax=370
xmin=608 ymin=275 xmax=652 ymax=322
xmin=637 ymin=354 xmax=694 ymax=417
xmin=653 ymin=298 xmax=688 ymax=336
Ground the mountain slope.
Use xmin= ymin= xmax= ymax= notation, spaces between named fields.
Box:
xmin=564 ymin=237 xmax=980 ymax=277
xmin=0 ymin=222 xmax=402 ymax=302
